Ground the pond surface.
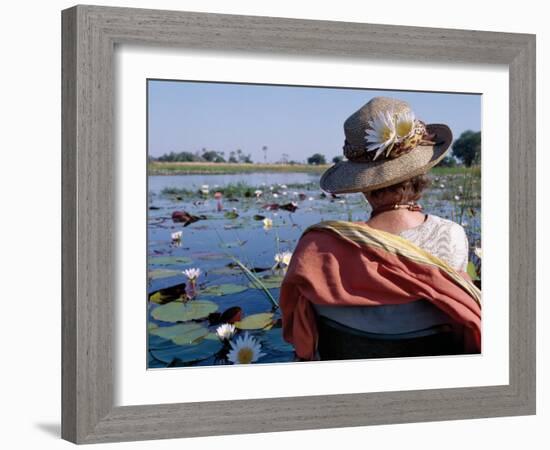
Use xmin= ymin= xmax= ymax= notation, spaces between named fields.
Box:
xmin=147 ymin=171 xmax=481 ymax=368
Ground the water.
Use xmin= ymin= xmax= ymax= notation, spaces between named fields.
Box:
xmin=147 ymin=172 xmax=481 ymax=368
xmin=148 ymin=173 xmax=321 ymax=195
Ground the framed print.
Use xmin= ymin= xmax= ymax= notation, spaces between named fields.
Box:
xmin=61 ymin=5 xmax=536 ymax=444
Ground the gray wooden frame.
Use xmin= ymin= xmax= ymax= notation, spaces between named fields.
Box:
xmin=61 ymin=4 xmax=536 ymax=444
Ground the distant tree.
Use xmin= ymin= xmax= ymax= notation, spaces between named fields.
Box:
xmin=202 ymin=150 xmax=226 ymax=163
xmin=452 ymin=130 xmax=481 ymax=167
xmin=156 ymin=151 xmax=200 ymax=162
xmin=228 ymin=151 xmax=238 ymax=163
xmin=262 ymin=145 xmax=268 ymax=163
xmin=332 ymin=155 xmax=343 ymax=164
xmin=307 ymin=153 xmax=327 ymax=165
xmin=437 ymin=155 xmax=457 ymax=168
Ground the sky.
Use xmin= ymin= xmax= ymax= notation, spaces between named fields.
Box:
xmin=148 ymin=80 xmax=481 ymax=162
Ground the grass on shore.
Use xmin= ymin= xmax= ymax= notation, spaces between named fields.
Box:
xmin=149 ymin=162 xmax=329 ymax=175
xmin=149 ymin=161 xmax=479 ymax=177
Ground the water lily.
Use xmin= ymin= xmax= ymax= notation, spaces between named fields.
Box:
xmin=214 ymin=191 xmax=223 ymax=211
xmin=183 ymin=268 xmax=201 ymax=281
xmin=440 ymin=183 xmax=446 ymax=189
xmin=272 ymin=193 xmax=279 ymax=199
xmin=227 ymin=333 xmax=265 ymax=364
xmin=273 ymin=251 xmax=292 ymax=271
xmin=216 ymin=323 xmax=236 ymax=342
xmin=183 ymin=268 xmax=201 ymax=300
xmin=171 ymin=231 xmax=183 ymax=242
xmin=280 ymin=184 xmax=288 ymax=189
xmin=254 ymin=189 xmax=263 ymax=198
xmin=475 ymin=247 xmax=482 ymax=259
xmin=200 ymin=184 xmax=209 ymax=195
xmin=263 ymin=218 xmax=273 ymax=229
xmin=454 ymin=195 xmax=461 ymax=201
xmin=365 ymin=111 xmax=397 ymax=160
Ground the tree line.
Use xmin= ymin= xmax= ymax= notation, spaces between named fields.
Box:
xmin=151 ymin=131 xmax=481 ymax=167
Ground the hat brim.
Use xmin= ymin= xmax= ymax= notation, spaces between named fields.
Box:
xmin=320 ymin=124 xmax=453 ymax=194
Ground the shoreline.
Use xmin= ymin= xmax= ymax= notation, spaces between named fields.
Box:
xmin=149 ymin=162 xmax=479 ymax=176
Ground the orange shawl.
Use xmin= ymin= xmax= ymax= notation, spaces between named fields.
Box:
xmin=280 ymin=220 xmax=482 ymax=360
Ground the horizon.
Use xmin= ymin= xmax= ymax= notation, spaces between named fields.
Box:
xmin=148 ymin=80 xmax=481 ymax=163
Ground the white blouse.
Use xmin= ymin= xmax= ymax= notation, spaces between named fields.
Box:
xmin=313 ymin=214 xmax=470 ymax=334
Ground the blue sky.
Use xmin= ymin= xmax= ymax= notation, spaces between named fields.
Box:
xmin=148 ymin=80 xmax=481 ymax=162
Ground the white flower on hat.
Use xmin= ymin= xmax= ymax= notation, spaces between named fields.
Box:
xmin=395 ymin=111 xmax=416 ymax=141
xmin=365 ymin=111 xmax=397 ymax=160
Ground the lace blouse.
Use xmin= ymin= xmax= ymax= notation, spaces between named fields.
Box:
xmin=313 ymin=214 xmax=470 ymax=334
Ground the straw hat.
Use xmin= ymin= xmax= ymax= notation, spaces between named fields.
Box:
xmin=320 ymin=97 xmax=453 ymax=194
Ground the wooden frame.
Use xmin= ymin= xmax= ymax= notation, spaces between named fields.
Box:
xmin=62 ymin=5 xmax=536 ymax=444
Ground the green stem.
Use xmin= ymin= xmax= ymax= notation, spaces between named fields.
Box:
xmin=231 ymin=257 xmax=280 ymax=310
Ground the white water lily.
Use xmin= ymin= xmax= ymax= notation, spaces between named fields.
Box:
xmin=280 ymin=184 xmax=288 ymax=189
xmin=171 ymin=231 xmax=183 ymax=242
xmin=395 ymin=110 xmax=416 ymax=140
xmin=182 ymin=267 xmax=201 ymax=281
xmin=474 ymin=247 xmax=482 ymax=259
xmin=365 ymin=111 xmax=397 ymax=160
xmin=274 ymin=251 xmax=292 ymax=268
xmin=454 ymin=195 xmax=461 ymax=201
xmin=263 ymin=218 xmax=273 ymax=229
xmin=200 ymin=184 xmax=209 ymax=195
xmin=272 ymin=193 xmax=279 ymax=198
xmin=216 ymin=323 xmax=236 ymax=342
xmin=227 ymin=333 xmax=266 ymax=364
xmin=254 ymin=189 xmax=263 ymax=198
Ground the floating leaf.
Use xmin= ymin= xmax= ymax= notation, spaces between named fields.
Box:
xmin=219 ymin=240 xmax=247 ymax=249
xmin=201 ymin=283 xmax=248 ymax=297
xmin=248 ymin=274 xmax=284 ymax=289
xmin=194 ymin=252 xmax=226 ymax=261
xmin=150 ymin=339 xmax=222 ymax=364
xmin=148 ymin=269 xmax=181 ymax=280
xmin=467 ymin=261 xmax=480 ymax=281
xmin=149 ymin=255 xmax=192 ymax=266
xmin=235 ymin=312 xmax=274 ymax=330
xmin=209 ymin=264 xmax=240 ymax=275
xmin=149 ymin=283 xmax=186 ymax=304
xmin=253 ymin=214 xmax=266 ymax=221
xmin=149 ymin=323 xmax=208 ymax=345
xmin=224 ymin=210 xmax=239 ymax=219
xmin=151 ymin=300 xmax=219 ymax=322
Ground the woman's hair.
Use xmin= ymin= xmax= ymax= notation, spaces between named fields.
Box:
xmin=368 ymin=174 xmax=430 ymax=205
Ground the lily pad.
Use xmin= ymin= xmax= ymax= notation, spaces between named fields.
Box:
xmin=248 ymin=274 xmax=285 ymax=289
xmin=194 ymin=252 xmax=226 ymax=261
xmin=209 ymin=264 xmax=240 ymax=275
xmin=467 ymin=261 xmax=480 ymax=281
xmin=224 ymin=210 xmax=239 ymax=219
xmin=201 ymin=283 xmax=248 ymax=297
xmin=235 ymin=312 xmax=274 ymax=330
xmin=149 ymin=283 xmax=186 ymax=304
xmin=148 ymin=269 xmax=181 ymax=280
xmin=149 ymin=255 xmax=192 ymax=266
xmin=149 ymin=322 xmax=209 ymax=345
xmin=151 ymin=300 xmax=219 ymax=322
xmin=150 ymin=339 xmax=222 ymax=364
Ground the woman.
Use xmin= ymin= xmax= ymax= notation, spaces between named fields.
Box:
xmin=280 ymin=97 xmax=481 ymax=361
